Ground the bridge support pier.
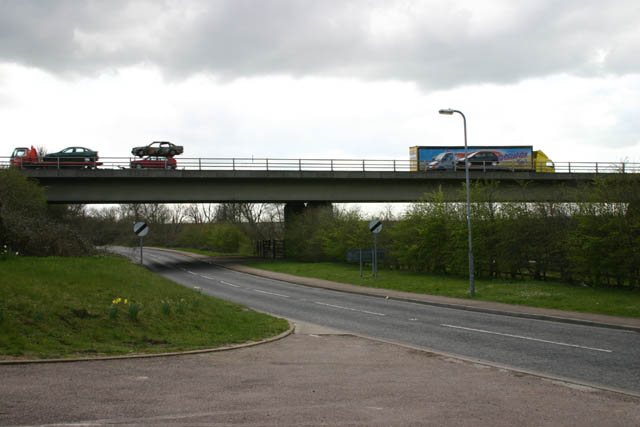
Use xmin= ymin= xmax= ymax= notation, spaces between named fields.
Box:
xmin=283 ymin=201 xmax=333 ymax=258
xmin=284 ymin=202 xmax=333 ymax=226
xmin=305 ymin=201 xmax=334 ymax=216
xmin=283 ymin=202 xmax=306 ymax=227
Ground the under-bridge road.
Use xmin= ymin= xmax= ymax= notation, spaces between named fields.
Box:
xmin=110 ymin=246 xmax=640 ymax=395
xmin=7 ymin=156 xmax=640 ymax=204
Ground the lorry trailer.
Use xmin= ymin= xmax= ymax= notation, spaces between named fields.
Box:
xmin=409 ymin=146 xmax=554 ymax=172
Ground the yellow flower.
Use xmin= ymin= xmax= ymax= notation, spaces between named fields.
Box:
xmin=124 ymin=299 xmax=128 ymax=305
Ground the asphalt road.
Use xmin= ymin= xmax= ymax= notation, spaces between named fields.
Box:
xmin=111 ymin=247 xmax=640 ymax=394
xmin=5 ymin=331 xmax=640 ymax=426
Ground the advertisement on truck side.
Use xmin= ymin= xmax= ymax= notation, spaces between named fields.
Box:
xmin=410 ymin=146 xmax=534 ymax=171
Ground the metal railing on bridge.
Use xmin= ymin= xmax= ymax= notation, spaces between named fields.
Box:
xmin=176 ymin=157 xmax=412 ymax=172
xmin=2 ymin=156 xmax=640 ymax=174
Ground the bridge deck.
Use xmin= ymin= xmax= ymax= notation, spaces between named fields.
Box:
xmin=17 ymin=169 xmax=609 ymax=203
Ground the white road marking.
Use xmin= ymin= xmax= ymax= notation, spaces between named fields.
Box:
xmin=200 ymin=275 xmax=216 ymax=280
xmin=253 ymin=289 xmax=290 ymax=298
xmin=186 ymin=270 xmax=197 ymax=275
xmin=442 ymin=324 xmax=612 ymax=353
xmin=219 ymin=280 xmax=240 ymax=288
xmin=315 ymin=301 xmax=385 ymax=316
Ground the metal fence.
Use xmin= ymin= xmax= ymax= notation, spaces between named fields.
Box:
xmin=2 ymin=156 xmax=640 ymax=174
xmin=347 ymin=248 xmax=387 ymax=263
xmin=254 ymin=240 xmax=285 ymax=259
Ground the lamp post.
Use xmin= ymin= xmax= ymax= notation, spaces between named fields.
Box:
xmin=439 ymin=108 xmax=475 ymax=297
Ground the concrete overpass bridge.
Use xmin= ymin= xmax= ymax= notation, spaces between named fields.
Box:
xmin=6 ymin=156 xmax=638 ymax=204
xmin=16 ymin=168 xmax=623 ymax=204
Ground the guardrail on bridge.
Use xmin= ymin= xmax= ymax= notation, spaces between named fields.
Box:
xmin=1 ymin=156 xmax=639 ymax=173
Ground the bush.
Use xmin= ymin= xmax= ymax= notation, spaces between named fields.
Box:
xmin=321 ymin=208 xmax=370 ymax=261
xmin=0 ymin=168 xmax=93 ymax=256
xmin=176 ymin=224 xmax=211 ymax=248
xmin=175 ymin=223 xmax=250 ymax=254
xmin=284 ymin=204 xmax=335 ymax=261
xmin=283 ymin=204 xmax=375 ymax=262
xmin=206 ymin=223 xmax=248 ymax=253
xmin=391 ymin=188 xmax=459 ymax=273
xmin=386 ymin=176 xmax=640 ymax=288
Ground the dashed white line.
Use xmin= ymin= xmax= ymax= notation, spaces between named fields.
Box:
xmin=441 ymin=324 xmax=612 ymax=353
xmin=315 ymin=301 xmax=385 ymax=316
xmin=253 ymin=289 xmax=290 ymax=298
xmin=219 ymin=280 xmax=240 ymax=288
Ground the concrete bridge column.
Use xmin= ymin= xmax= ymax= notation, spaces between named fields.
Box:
xmin=284 ymin=202 xmax=334 ymax=225
xmin=283 ymin=202 xmax=333 ymax=258
xmin=284 ymin=202 xmax=306 ymax=227
xmin=305 ymin=201 xmax=334 ymax=216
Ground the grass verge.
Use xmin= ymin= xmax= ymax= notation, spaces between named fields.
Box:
xmin=0 ymin=255 xmax=289 ymax=360
xmin=244 ymin=261 xmax=640 ymax=318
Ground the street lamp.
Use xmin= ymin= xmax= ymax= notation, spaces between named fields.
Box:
xmin=439 ymin=108 xmax=475 ymax=297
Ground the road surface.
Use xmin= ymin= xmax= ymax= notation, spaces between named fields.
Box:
xmin=110 ymin=246 xmax=640 ymax=394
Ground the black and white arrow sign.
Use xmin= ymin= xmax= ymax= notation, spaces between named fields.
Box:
xmin=133 ymin=221 xmax=149 ymax=237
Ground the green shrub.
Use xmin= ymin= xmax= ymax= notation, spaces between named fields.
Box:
xmin=0 ymin=168 xmax=93 ymax=256
xmin=206 ymin=223 xmax=248 ymax=253
xmin=128 ymin=302 xmax=141 ymax=321
xmin=161 ymin=300 xmax=171 ymax=316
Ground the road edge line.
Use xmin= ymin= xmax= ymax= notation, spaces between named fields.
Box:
xmin=308 ymin=326 xmax=640 ymax=399
xmin=362 ymin=334 xmax=640 ymax=398
xmin=218 ymin=263 xmax=640 ymax=333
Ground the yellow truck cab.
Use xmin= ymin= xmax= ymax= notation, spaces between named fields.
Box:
xmin=533 ymin=150 xmax=555 ymax=172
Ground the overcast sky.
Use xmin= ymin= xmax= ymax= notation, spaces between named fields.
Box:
xmin=1 ymin=0 xmax=639 ymax=164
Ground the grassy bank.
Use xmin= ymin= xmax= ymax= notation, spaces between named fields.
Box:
xmin=244 ymin=261 xmax=640 ymax=318
xmin=0 ymin=255 xmax=288 ymax=360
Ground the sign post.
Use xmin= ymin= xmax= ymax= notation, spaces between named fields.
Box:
xmin=133 ymin=222 xmax=149 ymax=265
xmin=368 ymin=219 xmax=382 ymax=279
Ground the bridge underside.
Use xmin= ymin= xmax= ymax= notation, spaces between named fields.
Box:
xmin=20 ymin=169 xmax=608 ymax=204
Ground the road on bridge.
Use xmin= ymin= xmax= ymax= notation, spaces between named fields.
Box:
xmin=111 ymin=247 xmax=640 ymax=395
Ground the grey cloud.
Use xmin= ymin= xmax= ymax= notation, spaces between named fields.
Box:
xmin=0 ymin=0 xmax=638 ymax=88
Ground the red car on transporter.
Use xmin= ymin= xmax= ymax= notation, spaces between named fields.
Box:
xmin=130 ymin=155 xmax=177 ymax=169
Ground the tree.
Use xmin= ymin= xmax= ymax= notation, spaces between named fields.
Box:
xmin=0 ymin=168 xmax=47 ymax=253
xmin=468 ymin=180 xmax=500 ymax=278
xmin=0 ymin=168 xmax=92 ymax=256
xmin=569 ymin=175 xmax=640 ymax=287
xmin=321 ymin=206 xmax=369 ymax=261
xmin=184 ymin=203 xmax=217 ymax=224
xmin=390 ymin=188 xmax=459 ymax=273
